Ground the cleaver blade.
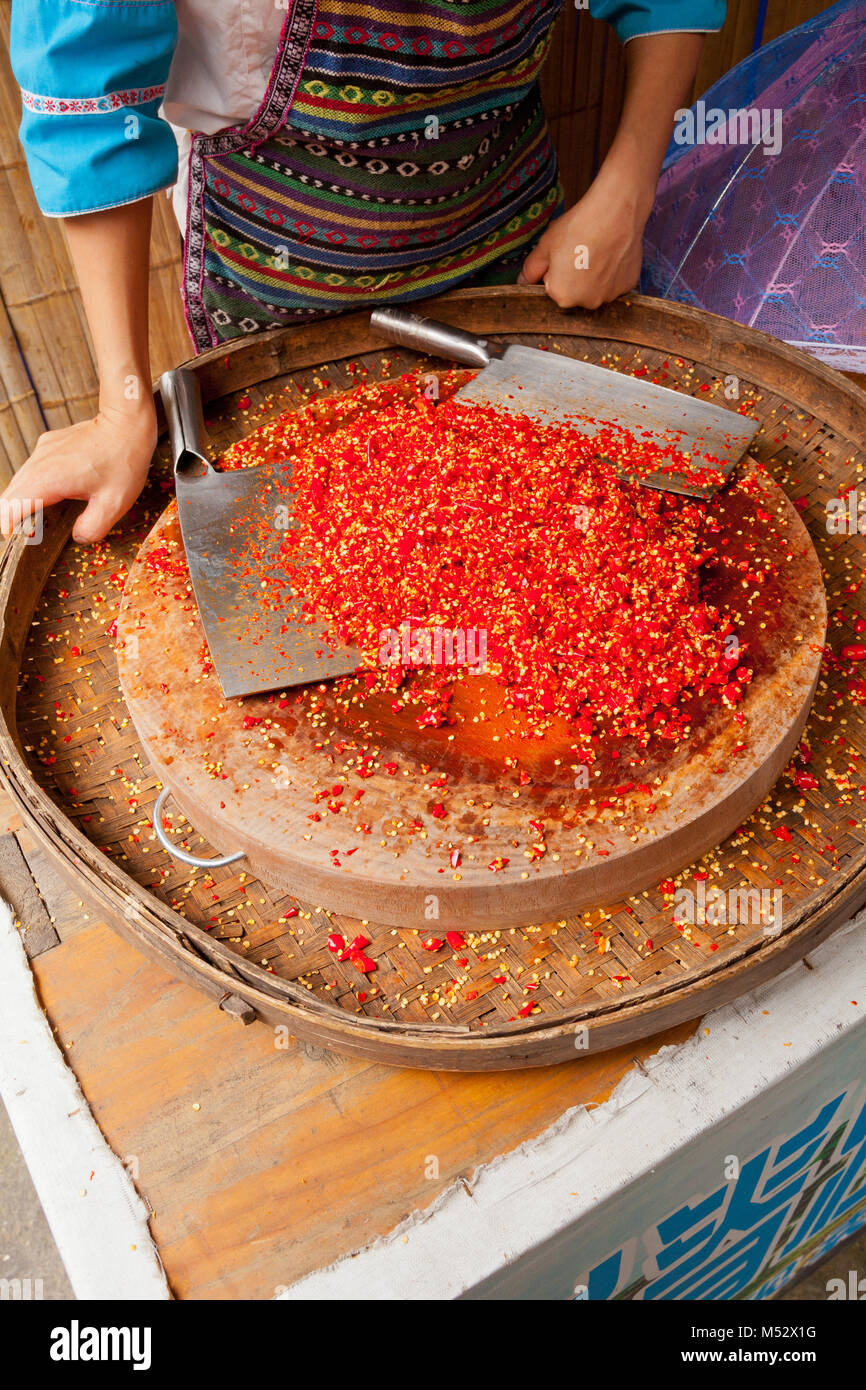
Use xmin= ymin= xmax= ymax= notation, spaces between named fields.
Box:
xmin=370 ymin=307 xmax=759 ymax=499
xmin=160 ymin=368 xmax=362 ymax=700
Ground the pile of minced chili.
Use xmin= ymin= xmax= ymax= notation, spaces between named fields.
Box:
xmin=270 ymin=386 xmax=746 ymax=743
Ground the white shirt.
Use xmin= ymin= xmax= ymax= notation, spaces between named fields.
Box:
xmin=161 ymin=0 xmax=285 ymax=228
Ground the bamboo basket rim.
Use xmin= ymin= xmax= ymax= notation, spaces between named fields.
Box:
xmin=2 ymin=286 xmax=865 ymax=1067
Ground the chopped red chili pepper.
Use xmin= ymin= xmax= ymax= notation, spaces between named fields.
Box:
xmin=253 ymin=386 xmax=751 ymax=745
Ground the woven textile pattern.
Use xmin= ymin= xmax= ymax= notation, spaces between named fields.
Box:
xmin=187 ymin=0 xmax=564 ymax=347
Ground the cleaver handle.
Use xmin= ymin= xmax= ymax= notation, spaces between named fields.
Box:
xmin=159 ymin=366 xmax=212 ymax=474
xmin=370 ymin=308 xmax=492 ymax=369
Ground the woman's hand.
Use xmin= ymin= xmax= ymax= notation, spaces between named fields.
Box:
xmin=0 ymin=197 xmax=158 ymax=546
xmin=520 ymin=161 xmax=654 ymax=310
xmin=1 ymin=400 xmax=156 ymax=544
xmin=521 ymin=33 xmax=706 ymax=312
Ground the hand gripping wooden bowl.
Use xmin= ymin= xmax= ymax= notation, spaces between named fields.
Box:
xmin=1 ymin=289 xmax=863 ymax=1070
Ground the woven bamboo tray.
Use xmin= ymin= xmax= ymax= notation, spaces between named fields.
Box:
xmin=1 ymin=288 xmax=864 ymax=1070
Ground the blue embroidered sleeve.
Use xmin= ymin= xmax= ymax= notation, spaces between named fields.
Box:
xmin=10 ymin=0 xmax=179 ymax=217
xmin=589 ymin=0 xmax=726 ymax=43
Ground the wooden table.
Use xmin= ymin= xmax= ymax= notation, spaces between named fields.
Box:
xmin=3 ymin=782 xmax=865 ymax=1301
xmin=0 ymin=785 xmax=697 ymax=1299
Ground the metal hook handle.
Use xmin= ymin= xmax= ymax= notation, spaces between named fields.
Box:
xmin=152 ymin=787 xmax=244 ymax=868
xmin=159 ymin=367 xmax=214 ymax=478
xmin=370 ymin=308 xmax=493 ymax=369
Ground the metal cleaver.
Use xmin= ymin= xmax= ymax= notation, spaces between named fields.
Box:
xmin=369 ymin=307 xmax=759 ymax=498
xmin=159 ymin=367 xmax=362 ymax=700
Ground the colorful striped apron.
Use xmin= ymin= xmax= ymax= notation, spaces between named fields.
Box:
xmin=183 ymin=0 xmax=564 ymax=350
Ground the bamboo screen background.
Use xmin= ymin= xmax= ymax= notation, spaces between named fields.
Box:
xmin=0 ymin=0 xmax=837 ymax=485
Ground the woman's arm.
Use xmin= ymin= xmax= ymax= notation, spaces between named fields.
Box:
xmin=521 ymin=31 xmax=706 ymax=307
xmin=2 ymin=0 xmax=178 ymax=542
xmin=1 ymin=198 xmax=157 ymax=543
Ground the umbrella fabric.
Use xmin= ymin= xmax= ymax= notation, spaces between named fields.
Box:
xmin=642 ymin=0 xmax=866 ymax=372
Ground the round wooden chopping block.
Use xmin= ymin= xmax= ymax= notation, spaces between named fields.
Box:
xmin=116 ymin=382 xmax=826 ymax=930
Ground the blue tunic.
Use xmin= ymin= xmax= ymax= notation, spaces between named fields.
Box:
xmin=11 ymin=0 xmax=726 ymax=218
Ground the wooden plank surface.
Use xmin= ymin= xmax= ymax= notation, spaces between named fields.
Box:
xmin=27 ymin=912 xmax=697 ymax=1299
xmin=0 ymin=780 xmax=699 ymax=1299
xmin=0 ymin=831 xmax=59 ymax=957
